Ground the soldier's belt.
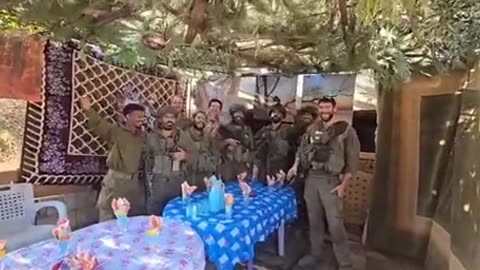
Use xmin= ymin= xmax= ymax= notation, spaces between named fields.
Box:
xmin=151 ymin=171 xmax=185 ymax=178
xmin=107 ymin=169 xmax=136 ymax=180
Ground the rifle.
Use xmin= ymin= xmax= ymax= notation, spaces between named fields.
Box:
xmin=254 ymin=126 xmax=272 ymax=159
xmin=217 ymin=124 xmax=252 ymax=150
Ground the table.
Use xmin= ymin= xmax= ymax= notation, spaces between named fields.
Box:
xmin=0 ymin=216 xmax=205 ymax=270
xmin=163 ymin=181 xmax=297 ymax=270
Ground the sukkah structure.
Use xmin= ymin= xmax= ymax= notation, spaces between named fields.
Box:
xmin=2 ymin=1 xmax=480 ymax=269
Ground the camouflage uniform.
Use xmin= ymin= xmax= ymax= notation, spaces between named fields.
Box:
xmin=254 ymin=122 xmax=291 ymax=181
xmin=144 ymin=127 xmax=196 ymax=215
xmin=286 ymin=107 xmax=318 ymax=228
xmin=216 ymin=105 xmax=255 ymax=181
xmin=177 ymin=115 xmax=193 ymax=130
xmin=297 ymin=120 xmax=360 ymax=270
xmin=86 ymin=109 xmax=146 ymax=222
xmin=183 ymin=126 xmax=219 ymax=191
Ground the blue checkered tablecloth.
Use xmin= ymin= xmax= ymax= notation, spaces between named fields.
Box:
xmin=163 ymin=181 xmax=297 ymax=270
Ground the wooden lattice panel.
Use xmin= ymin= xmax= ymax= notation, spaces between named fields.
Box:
xmin=359 ymin=153 xmax=375 ymax=174
xmin=344 ymin=170 xmax=373 ymax=226
xmin=68 ymin=51 xmax=176 ymax=156
xmin=20 ymin=44 xmax=178 ymax=185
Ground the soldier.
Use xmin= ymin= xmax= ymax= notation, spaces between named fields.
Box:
xmin=254 ymin=104 xmax=291 ymax=181
xmin=289 ymin=97 xmax=360 ymax=270
xmin=287 ymin=105 xmax=318 ymax=231
xmin=287 ymin=106 xmax=317 ymax=153
xmin=172 ymin=95 xmax=192 ymax=130
xmin=144 ymin=106 xmax=196 ymax=215
xmin=183 ymin=111 xmax=219 ymax=191
xmin=80 ymin=96 xmax=146 ymax=222
xmin=217 ymin=104 xmax=255 ymax=181
xmin=205 ymin=98 xmax=223 ymax=138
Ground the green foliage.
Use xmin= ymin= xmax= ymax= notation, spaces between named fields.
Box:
xmin=1 ymin=0 xmax=479 ymax=87
xmin=0 ymin=9 xmax=42 ymax=32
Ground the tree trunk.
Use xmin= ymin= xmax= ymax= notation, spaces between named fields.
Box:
xmin=184 ymin=0 xmax=209 ymax=44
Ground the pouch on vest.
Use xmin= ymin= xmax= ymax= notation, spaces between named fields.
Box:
xmin=311 ymin=121 xmax=349 ymax=163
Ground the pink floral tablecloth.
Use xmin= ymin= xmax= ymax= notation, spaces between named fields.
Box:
xmin=0 ymin=216 xmax=205 ymax=270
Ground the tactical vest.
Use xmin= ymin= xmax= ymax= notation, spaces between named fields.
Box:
xmin=147 ymin=130 xmax=182 ymax=175
xmin=301 ymin=121 xmax=349 ymax=169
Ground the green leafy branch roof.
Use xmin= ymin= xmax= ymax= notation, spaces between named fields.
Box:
xmin=1 ymin=0 xmax=480 ymax=86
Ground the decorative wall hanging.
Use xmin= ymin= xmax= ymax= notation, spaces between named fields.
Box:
xmin=21 ymin=43 xmax=177 ymax=185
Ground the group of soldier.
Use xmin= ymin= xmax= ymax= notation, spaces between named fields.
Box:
xmin=79 ymin=93 xmax=360 ymax=270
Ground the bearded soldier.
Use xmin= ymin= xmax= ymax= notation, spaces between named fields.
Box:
xmin=171 ymin=95 xmax=192 ymax=130
xmin=183 ymin=111 xmax=219 ymax=191
xmin=254 ymin=104 xmax=291 ymax=181
xmin=217 ymin=104 xmax=255 ymax=181
xmin=144 ymin=106 xmax=196 ymax=215
xmin=80 ymin=96 xmax=146 ymax=221
xmin=289 ymin=97 xmax=360 ymax=270
xmin=287 ymin=105 xmax=318 ymax=167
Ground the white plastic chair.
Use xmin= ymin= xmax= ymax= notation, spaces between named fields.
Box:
xmin=0 ymin=183 xmax=67 ymax=251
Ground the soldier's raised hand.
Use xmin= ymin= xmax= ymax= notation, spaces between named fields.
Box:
xmin=80 ymin=95 xmax=92 ymax=111
xmin=203 ymin=177 xmax=212 ymax=190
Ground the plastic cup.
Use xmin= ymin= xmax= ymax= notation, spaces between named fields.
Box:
xmin=243 ymin=194 xmax=250 ymax=205
xmin=116 ymin=214 xmax=128 ymax=232
xmin=58 ymin=240 xmax=69 ymax=256
xmin=185 ymin=202 xmax=192 ymax=217
xmin=225 ymin=205 xmax=233 ymax=218
xmin=146 ymin=233 xmax=160 ymax=249
xmin=192 ymin=204 xmax=198 ymax=219
xmin=186 ymin=202 xmax=198 ymax=219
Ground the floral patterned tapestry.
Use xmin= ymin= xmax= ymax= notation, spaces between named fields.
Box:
xmin=20 ymin=43 xmax=177 ymax=185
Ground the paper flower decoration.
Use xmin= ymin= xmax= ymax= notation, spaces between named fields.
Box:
xmin=237 ymin=171 xmax=248 ymax=182
xmin=147 ymin=215 xmax=163 ymax=235
xmin=240 ymin=181 xmax=252 ymax=196
xmin=266 ymin=175 xmax=276 ymax=187
xmin=224 ymin=194 xmax=235 ymax=206
xmin=181 ymin=181 xmax=197 ymax=198
xmin=203 ymin=177 xmax=212 ymax=190
xmin=111 ymin=198 xmax=131 ymax=216
xmin=52 ymin=227 xmax=71 ymax=241
xmin=0 ymin=240 xmax=6 ymax=257
xmin=57 ymin=218 xmax=71 ymax=231
xmin=276 ymin=170 xmax=286 ymax=184
xmin=69 ymin=251 xmax=98 ymax=270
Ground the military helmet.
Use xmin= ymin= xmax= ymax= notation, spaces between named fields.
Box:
xmin=298 ymin=105 xmax=318 ymax=118
xmin=157 ymin=105 xmax=178 ymax=118
xmin=229 ymin=103 xmax=247 ymax=115
xmin=268 ymin=104 xmax=286 ymax=117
